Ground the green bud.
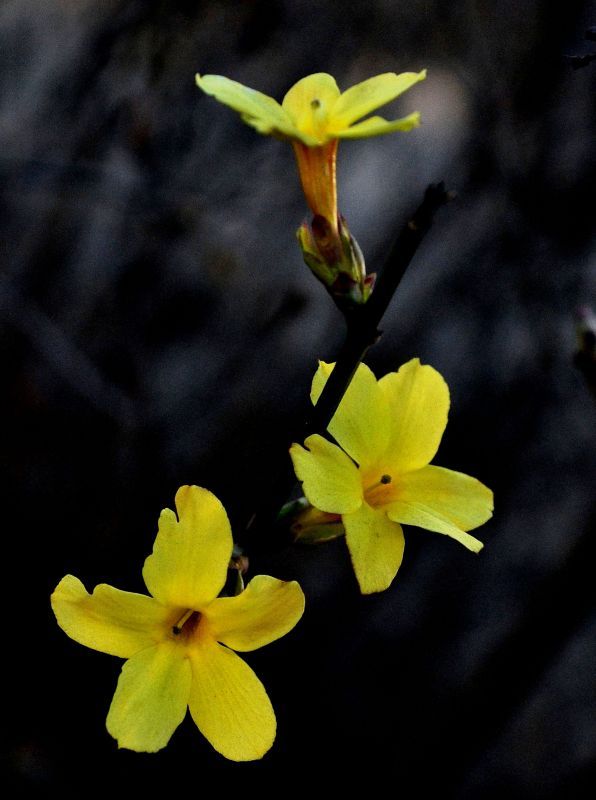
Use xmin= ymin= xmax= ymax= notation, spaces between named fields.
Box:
xmin=296 ymin=214 xmax=376 ymax=307
xmin=289 ymin=501 xmax=346 ymax=545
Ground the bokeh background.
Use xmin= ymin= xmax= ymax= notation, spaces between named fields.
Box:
xmin=3 ymin=0 xmax=596 ymax=795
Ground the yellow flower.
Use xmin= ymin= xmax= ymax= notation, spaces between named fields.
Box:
xmin=196 ymin=71 xmax=426 ymax=232
xmin=290 ymin=359 xmax=493 ymax=595
xmin=51 ymin=486 xmax=305 ymax=761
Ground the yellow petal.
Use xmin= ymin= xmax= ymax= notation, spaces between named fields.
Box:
xmin=143 ymin=486 xmax=233 ymax=609
xmin=336 ymin=111 xmax=421 ymax=139
xmin=332 ymin=70 xmax=426 ymax=128
xmin=379 ymin=358 xmax=450 ymax=474
xmin=188 ymin=636 xmax=276 ymax=761
xmin=282 ymin=73 xmax=341 ymax=142
xmin=106 ymin=641 xmax=191 ymax=753
xmin=196 ymin=74 xmax=297 ymax=139
xmin=205 ymin=575 xmax=305 ymax=652
xmin=311 ymin=361 xmax=391 ymax=469
xmin=386 ymin=465 xmax=493 ymax=551
xmin=51 ymin=575 xmax=172 ymax=658
xmin=290 ymin=434 xmax=363 ymax=514
xmin=343 ymin=502 xmax=405 ymax=594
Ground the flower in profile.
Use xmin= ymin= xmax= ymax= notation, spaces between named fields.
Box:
xmin=51 ymin=486 xmax=305 ymax=761
xmin=196 ymin=71 xmax=425 ymax=303
xmin=196 ymin=71 xmax=425 ymax=229
xmin=290 ymin=359 xmax=493 ymax=595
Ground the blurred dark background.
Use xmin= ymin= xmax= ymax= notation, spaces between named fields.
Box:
xmin=2 ymin=0 xmax=596 ymax=795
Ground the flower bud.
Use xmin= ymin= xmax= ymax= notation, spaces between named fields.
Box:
xmin=297 ymin=214 xmax=375 ymax=307
xmin=290 ymin=503 xmax=345 ymax=545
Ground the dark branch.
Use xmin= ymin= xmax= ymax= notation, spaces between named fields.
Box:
xmin=240 ymin=183 xmax=452 ymax=554
xmin=307 ymin=183 xmax=452 ymax=438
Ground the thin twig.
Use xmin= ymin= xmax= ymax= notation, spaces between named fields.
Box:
xmin=308 ymin=183 xmax=452 ymax=437
xmin=240 ymin=183 xmax=452 ymax=554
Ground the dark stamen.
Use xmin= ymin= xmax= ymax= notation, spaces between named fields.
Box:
xmin=172 ymin=609 xmax=196 ymax=635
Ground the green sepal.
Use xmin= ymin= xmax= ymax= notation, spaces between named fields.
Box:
xmin=292 ymin=520 xmax=346 ymax=544
xmin=296 ymin=215 xmax=374 ymax=308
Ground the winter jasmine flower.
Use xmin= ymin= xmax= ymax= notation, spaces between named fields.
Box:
xmin=290 ymin=359 xmax=493 ymax=594
xmin=51 ymin=486 xmax=305 ymax=760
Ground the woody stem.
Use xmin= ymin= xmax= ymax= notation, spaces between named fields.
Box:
xmin=241 ymin=182 xmax=452 ymax=553
xmin=307 ymin=183 xmax=452 ymax=437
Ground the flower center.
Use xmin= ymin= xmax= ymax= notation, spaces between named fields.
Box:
xmin=308 ymin=96 xmax=328 ymax=139
xmin=172 ymin=609 xmax=201 ymax=636
xmin=364 ymin=474 xmax=395 ymax=508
